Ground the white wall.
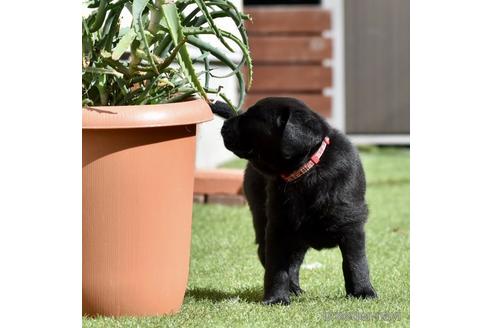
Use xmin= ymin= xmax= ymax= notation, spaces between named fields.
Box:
xmin=322 ymin=0 xmax=346 ymax=132
xmin=195 ymin=0 xmax=243 ymax=169
xmin=195 ymin=67 xmax=239 ymax=169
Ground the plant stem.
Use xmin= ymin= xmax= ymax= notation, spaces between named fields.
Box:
xmin=96 ymin=84 xmax=108 ymax=105
xmin=102 ymin=58 xmax=131 ymax=77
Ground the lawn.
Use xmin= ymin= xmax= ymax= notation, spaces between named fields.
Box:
xmin=83 ymin=147 xmax=409 ymax=327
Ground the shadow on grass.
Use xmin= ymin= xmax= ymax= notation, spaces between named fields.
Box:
xmin=185 ymin=287 xmax=349 ymax=304
xmin=185 ymin=287 xmax=263 ymax=303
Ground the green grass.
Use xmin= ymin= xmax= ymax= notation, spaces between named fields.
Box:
xmin=83 ymin=147 xmax=409 ymax=327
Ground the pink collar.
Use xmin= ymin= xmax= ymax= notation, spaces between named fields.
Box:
xmin=280 ymin=137 xmax=330 ymax=182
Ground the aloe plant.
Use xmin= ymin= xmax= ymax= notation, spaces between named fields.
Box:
xmin=82 ymin=0 xmax=252 ymax=111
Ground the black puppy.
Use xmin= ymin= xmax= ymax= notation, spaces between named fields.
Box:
xmin=211 ymin=97 xmax=377 ymax=305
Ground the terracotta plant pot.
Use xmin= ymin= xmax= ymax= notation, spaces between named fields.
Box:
xmin=82 ymin=99 xmax=212 ymax=317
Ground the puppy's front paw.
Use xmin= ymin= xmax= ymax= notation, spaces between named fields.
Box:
xmin=348 ymin=286 xmax=378 ymax=299
xmin=263 ymin=294 xmax=291 ymax=305
xmin=289 ymin=284 xmax=304 ymax=296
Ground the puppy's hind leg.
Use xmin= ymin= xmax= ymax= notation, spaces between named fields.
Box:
xmin=338 ymin=224 xmax=377 ymax=299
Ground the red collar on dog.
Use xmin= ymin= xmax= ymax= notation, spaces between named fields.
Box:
xmin=280 ymin=137 xmax=330 ymax=182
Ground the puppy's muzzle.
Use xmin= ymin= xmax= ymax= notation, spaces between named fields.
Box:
xmin=221 ymin=119 xmax=239 ymax=151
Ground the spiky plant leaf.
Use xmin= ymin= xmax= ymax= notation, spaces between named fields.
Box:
xmin=162 ymin=3 xmax=208 ymax=101
xmin=111 ymin=28 xmax=137 ymax=60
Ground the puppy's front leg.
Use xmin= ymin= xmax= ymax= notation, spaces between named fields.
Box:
xmin=263 ymin=223 xmax=292 ymax=305
xmin=288 ymin=245 xmax=308 ymax=296
xmin=339 ymin=225 xmax=377 ymax=299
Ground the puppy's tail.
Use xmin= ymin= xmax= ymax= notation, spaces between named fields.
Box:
xmin=209 ymin=100 xmax=238 ymax=119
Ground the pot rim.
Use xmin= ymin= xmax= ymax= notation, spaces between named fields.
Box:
xmin=82 ymin=98 xmax=213 ymax=129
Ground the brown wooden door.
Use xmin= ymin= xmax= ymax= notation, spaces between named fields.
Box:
xmin=345 ymin=0 xmax=409 ymax=134
xmin=244 ymin=6 xmax=333 ymax=118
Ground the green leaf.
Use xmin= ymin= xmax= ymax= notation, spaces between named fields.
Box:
xmin=82 ymin=18 xmax=93 ymax=58
xmin=132 ymin=0 xmax=150 ymax=20
xmin=100 ymin=49 xmax=111 ymax=58
xmin=187 ymin=35 xmax=245 ymax=109
xmin=137 ymin=15 xmax=159 ymax=74
xmin=162 ymin=4 xmax=181 ymax=54
xmin=118 ymin=26 xmax=130 ymax=37
xmin=102 ymin=5 xmax=123 ymax=51
xmin=162 ymin=3 xmax=208 ymax=101
xmin=218 ymin=92 xmax=238 ymax=114
xmin=135 ymin=76 xmax=160 ymax=105
xmin=182 ymin=6 xmax=201 ymax=26
xmin=111 ymin=28 xmax=136 ymax=60
xmin=194 ymin=0 xmax=233 ymax=52
xmin=163 ymin=88 xmax=197 ymax=104
xmin=203 ymin=1 xmax=251 ymax=48
xmin=183 ymin=27 xmax=253 ymax=90
xmin=83 ymin=66 xmax=123 ymax=78
xmin=202 ymin=50 xmax=211 ymax=89
xmin=89 ymin=0 xmax=108 ymax=32
xmin=83 ymin=0 xmax=252 ymax=106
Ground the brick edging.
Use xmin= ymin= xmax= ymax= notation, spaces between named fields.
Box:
xmin=194 ymin=169 xmax=245 ymax=205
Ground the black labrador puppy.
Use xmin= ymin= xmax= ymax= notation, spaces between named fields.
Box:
xmin=211 ymin=97 xmax=377 ymax=305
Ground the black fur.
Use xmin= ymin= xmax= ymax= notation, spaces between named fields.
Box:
xmin=215 ymin=97 xmax=377 ymax=305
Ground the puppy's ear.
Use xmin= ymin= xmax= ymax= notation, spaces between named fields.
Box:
xmin=280 ymin=109 xmax=323 ymax=160
xmin=280 ymin=110 xmax=306 ymax=160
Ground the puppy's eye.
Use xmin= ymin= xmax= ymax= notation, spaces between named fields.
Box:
xmin=275 ymin=116 xmax=284 ymax=127
xmin=276 ymin=111 xmax=290 ymax=128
